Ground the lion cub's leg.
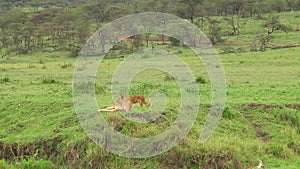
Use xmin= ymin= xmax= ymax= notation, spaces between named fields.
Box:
xmin=139 ymin=100 xmax=143 ymax=108
xmin=138 ymin=97 xmax=150 ymax=108
xmin=142 ymin=98 xmax=150 ymax=107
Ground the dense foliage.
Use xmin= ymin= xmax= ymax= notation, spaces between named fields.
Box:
xmin=0 ymin=0 xmax=299 ymax=55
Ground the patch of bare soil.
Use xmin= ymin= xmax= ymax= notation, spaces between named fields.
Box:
xmin=270 ymin=43 xmax=300 ymax=49
xmin=0 ymin=137 xmax=63 ymax=161
xmin=247 ymin=103 xmax=300 ymax=110
xmin=0 ymin=138 xmax=93 ymax=168
xmin=160 ymin=150 xmax=243 ymax=169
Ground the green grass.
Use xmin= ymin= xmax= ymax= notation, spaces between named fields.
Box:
xmin=1 ymin=46 xmax=300 ymax=168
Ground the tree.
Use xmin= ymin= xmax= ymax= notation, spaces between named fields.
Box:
xmin=263 ymin=15 xmax=290 ymax=35
xmin=0 ymin=9 xmax=28 ymax=54
xmin=206 ymin=18 xmax=222 ymax=45
xmin=254 ymin=15 xmax=290 ymax=51
xmin=254 ymin=34 xmax=272 ymax=51
xmin=177 ymin=0 xmax=203 ymax=23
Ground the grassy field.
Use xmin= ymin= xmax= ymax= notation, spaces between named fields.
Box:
xmin=0 ymin=46 xmax=300 ymax=168
xmin=1 ymin=12 xmax=300 ymax=169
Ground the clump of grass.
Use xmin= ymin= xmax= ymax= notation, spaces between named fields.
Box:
xmin=95 ymin=84 xmax=107 ymax=94
xmin=41 ymin=76 xmax=58 ymax=84
xmin=1 ymin=75 xmax=9 ymax=83
xmin=73 ymin=81 xmax=95 ymax=95
xmin=221 ymin=46 xmax=235 ymax=54
xmin=1 ymin=67 xmax=7 ymax=71
xmin=288 ymin=140 xmax=300 ymax=155
xmin=0 ymin=159 xmax=14 ymax=168
xmin=276 ymin=109 xmax=300 ymax=129
xmin=236 ymin=47 xmax=246 ymax=53
xmin=28 ymin=64 xmax=36 ymax=69
xmin=265 ymin=142 xmax=289 ymax=158
xmin=16 ymin=151 xmax=54 ymax=169
xmin=164 ymin=74 xmax=175 ymax=81
xmin=223 ymin=105 xmax=239 ymax=119
xmin=177 ymin=50 xmax=183 ymax=54
xmin=60 ymin=62 xmax=72 ymax=69
xmin=129 ymin=82 xmax=155 ymax=95
xmin=38 ymin=59 xmax=44 ymax=64
xmin=41 ymin=64 xmax=47 ymax=69
xmin=196 ymin=76 xmax=206 ymax=84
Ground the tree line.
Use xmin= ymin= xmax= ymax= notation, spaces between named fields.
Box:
xmin=0 ymin=0 xmax=298 ymax=56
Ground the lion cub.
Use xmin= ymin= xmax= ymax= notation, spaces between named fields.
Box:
xmin=99 ymin=95 xmax=150 ymax=113
xmin=127 ymin=95 xmax=150 ymax=108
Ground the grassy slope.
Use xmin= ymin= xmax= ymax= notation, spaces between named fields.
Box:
xmin=0 ymin=12 xmax=300 ymax=168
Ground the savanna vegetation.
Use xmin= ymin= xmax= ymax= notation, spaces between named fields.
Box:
xmin=1 ymin=0 xmax=300 ymax=168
